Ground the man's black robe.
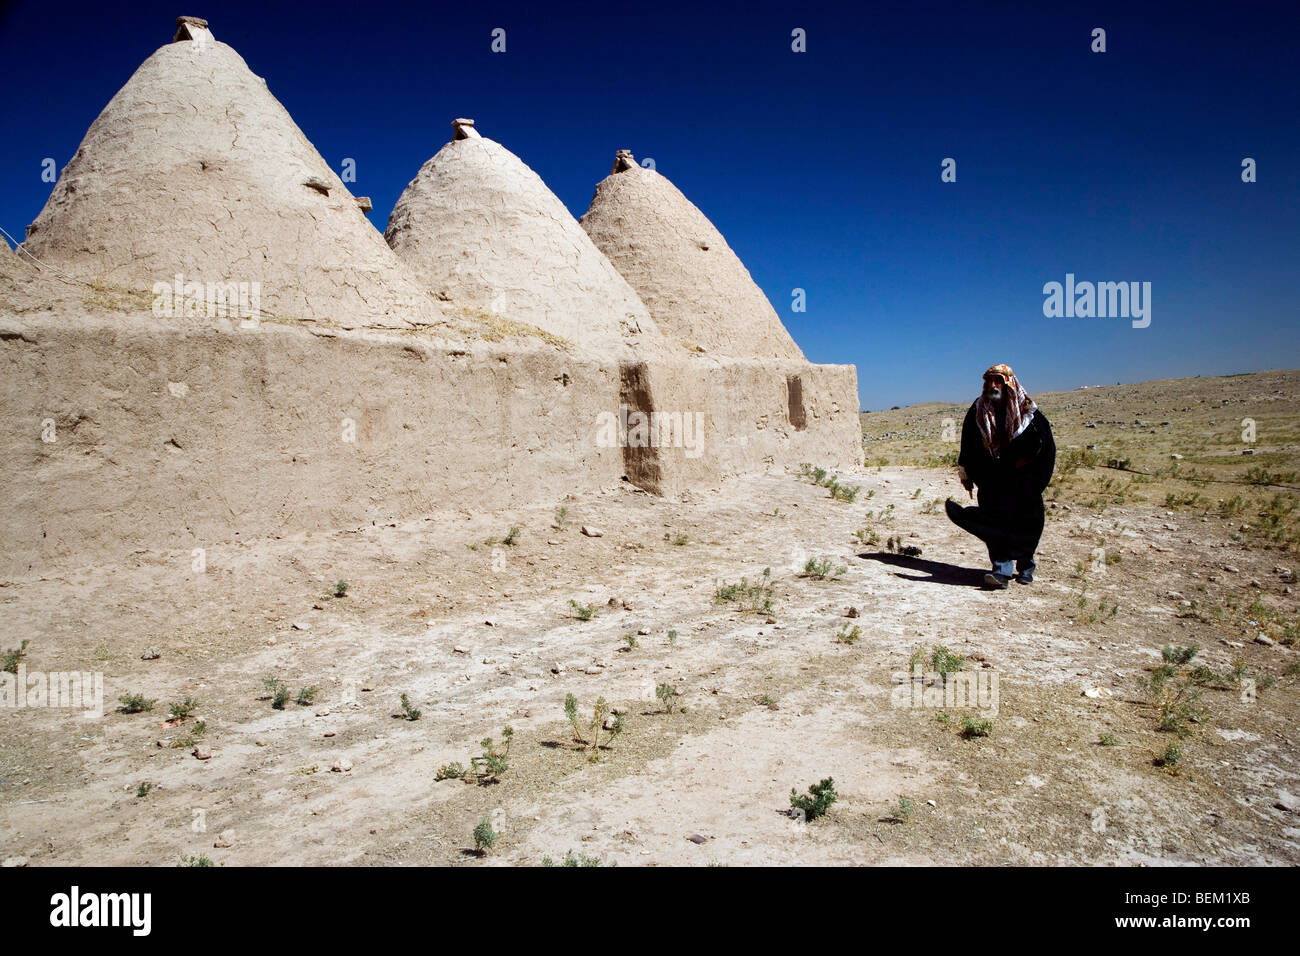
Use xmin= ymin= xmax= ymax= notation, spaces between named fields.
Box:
xmin=946 ymin=400 xmax=1056 ymax=566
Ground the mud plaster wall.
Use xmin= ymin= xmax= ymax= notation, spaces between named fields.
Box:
xmin=0 ymin=315 xmax=862 ymax=576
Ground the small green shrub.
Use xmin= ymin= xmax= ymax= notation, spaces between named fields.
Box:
xmin=960 ymin=717 xmax=993 ymax=738
xmin=436 ymin=762 xmax=468 ymax=781
xmin=790 ymin=778 xmax=838 ymax=820
xmin=656 ymin=683 xmax=680 ymax=714
xmin=473 ymin=818 xmax=497 ymax=854
xmin=1098 ymin=733 xmax=1121 ymax=747
xmin=1 ymin=639 xmax=29 ymax=674
xmin=263 ymin=676 xmax=290 ymax=710
xmin=118 ymin=693 xmax=156 ymax=714
xmin=332 ymin=580 xmax=349 ymax=598
xmin=295 ymin=686 xmax=319 ymax=706
xmin=168 ymin=695 xmax=200 ymax=720
xmin=835 ymin=623 xmax=862 ymax=645
xmin=800 ymin=557 xmax=847 ymax=580
xmin=399 ymin=693 xmax=421 ymax=721
xmin=568 ymin=599 xmax=596 ymax=621
xmin=472 ymin=727 xmax=513 ymax=782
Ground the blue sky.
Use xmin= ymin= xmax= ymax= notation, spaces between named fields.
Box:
xmin=1 ymin=0 xmax=1295 ymax=410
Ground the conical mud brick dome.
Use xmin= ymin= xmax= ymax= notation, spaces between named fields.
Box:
xmin=581 ymin=151 xmax=805 ymax=361
xmin=386 ymin=121 xmax=668 ymax=355
xmin=21 ymin=17 xmax=443 ymax=329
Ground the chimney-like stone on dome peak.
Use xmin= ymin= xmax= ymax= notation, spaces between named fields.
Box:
xmin=612 ymin=149 xmax=637 ymax=174
xmin=451 ymin=118 xmax=481 ymax=140
xmin=173 ymin=16 xmax=212 ymax=43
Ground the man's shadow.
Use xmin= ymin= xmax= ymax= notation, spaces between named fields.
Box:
xmin=858 ymin=551 xmax=985 ymax=587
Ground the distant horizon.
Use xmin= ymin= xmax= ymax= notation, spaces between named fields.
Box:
xmin=1 ymin=0 xmax=1296 ymax=411
xmin=859 ymin=366 xmax=1298 ymax=414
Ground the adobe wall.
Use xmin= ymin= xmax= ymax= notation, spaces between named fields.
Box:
xmin=0 ymin=313 xmax=862 ymax=577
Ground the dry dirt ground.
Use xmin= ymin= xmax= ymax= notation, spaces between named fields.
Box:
xmin=2 ymin=373 xmax=1299 ymax=866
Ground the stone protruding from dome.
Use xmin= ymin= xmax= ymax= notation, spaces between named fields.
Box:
xmin=580 ymin=152 xmax=806 ymax=361
xmin=451 ymin=118 xmax=481 ymax=140
xmin=173 ymin=16 xmax=211 ymax=43
xmin=20 ymin=19 xmax=445 ymax=330
xmin=386 ymin=129 xmax=670 ymax=356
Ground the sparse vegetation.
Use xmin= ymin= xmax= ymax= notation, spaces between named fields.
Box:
xmin=1098 ymin=733 xmax=1121 ymax=747
xmin=117 ymin=693 xmax=156 ymax=714
xmin=960 ymin=717 xmax=993 ymax=738
xmin=168 ymin=695 xmax=200 ymax=720
xmin=179 ymin=855 xmax=215 ymax=867
xmin=332 ymin=580 xmax=349 ymax=598
xmin=135 ymin=782 xmax=154 ymax=798
xmin=800 ymin=557 xmax=847 ymax=580
xmin=1138 ymin=646 xmax=1206 ymax=737
xmin=541 ymin=850 xmax=607 ymax=866
xmin=714 ymin=567 xmax=776 ymax=615
xmin=472 ymin=727 xmax=513 ymax=783
xmin=502 ymin=525 xmax=521 ymax=546
xmin=835 ymin=623 xmax=862 ymax=645
xmin=2 ymin=639 xmax=29 ymax=674
xmin=295 ymin=686 xmax=319 ymax=706
xmin=436 ymin=762 xmax=469 ymax=782
xmin=552 ymin=506 xmax=569 ymax=530
xmin=568 ymin=599 xmax=596 ymax=621
xmin=263 ymin=676 xmax=290 ymax=710
xmin=656 ymin=683 xmax=680 ymax=714
xmin=789 ymin=777 xmax=838 ymax=820
xmin=473 ymin=818 xmax=497 ymax=854
xmin=399 ymin=693 xmax=421 ymax=721
xmin=171 ymin=720 xmax=207 ymax=750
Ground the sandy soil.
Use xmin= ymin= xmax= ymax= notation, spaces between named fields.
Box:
xmin=2 ymin=455 xmax=1297 ymax=866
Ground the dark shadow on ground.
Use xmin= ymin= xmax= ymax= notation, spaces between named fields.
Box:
xmin=857 ymin=551 xmax=985 ymax=587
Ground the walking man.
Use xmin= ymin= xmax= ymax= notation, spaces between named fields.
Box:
xmin=946 ymin=364 xmax=1056 ymax=589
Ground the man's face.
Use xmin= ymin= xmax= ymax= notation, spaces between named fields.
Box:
xmin=983 ymin=374 xmax=1005 ymax=402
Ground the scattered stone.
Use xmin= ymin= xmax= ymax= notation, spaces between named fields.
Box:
xmin=255 ymin=739 xmax=267 ymax=747
xmin=1242 ymin=449 xmax=1255 ymax=455
xmin=637 ymin=627 xmax=650 ymax=636
xmin=483 ymin=619 xmax=495 ymax=627
xmin=580 ymin=525 xmax=604 ymax=537
xmin=193 ymin=746 xmax=213 ymax=760
xmin=315 ymin=709 xmax=330 ymax=717
xmin=331 ymin=758 xmax=352 ymax=773
xmin=141 ymin=648 xmax=161 ymax=660
xmin=213 ymin=829 xmax=235 ymax=848
xmin=1222 ymin=565 xmax=1240 ymax=574
xmin=611 ymin=706 xmax=628 ymax=716
xmin=687 ymin=833 xmax=709 ymax=844
xmin=1254 ymin=634 xmax=1275 ymax=646
xmin=1275 ymin=790 xmax=1298 ymax=813
xmin=845 ymin=606 xmax=859 ymax=618
xmin=607 ymin=597 xmax=621 ymax=607
xmin=353 ymin=196 xmax=372 ymax=212
xmin=602 ymin=716 xmax=618 ymax=731
xmin=1082 ymin=687 xmax=1112 ymax=699
xmin=926 ymin=799 xmax=937 ymax=808
xmin=551 ymin=664 xmax=566 ymax=675
xmin=291 ymin=621 xmax=311 ymax=631
xmin=453 ymin=645 xmax=468 ymax=654
xmin=1250 ymin=579 xmax=1262 ymax=589
xmin=1 ymin=857 xmax=30 ymax=868
xmin=584 ymin=666 xmax=601 ymax=675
